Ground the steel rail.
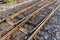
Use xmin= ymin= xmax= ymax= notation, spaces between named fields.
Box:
xmin=28 ymin=4 xmax=60 ymax=40
xmin=0 ymin=0 xmax=43 ymax=23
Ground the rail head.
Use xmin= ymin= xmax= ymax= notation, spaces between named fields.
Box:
xmin=27 ymin=4 xmax=60 ymax=40
xmin=10 ymin=0 xmax=44 ymax=19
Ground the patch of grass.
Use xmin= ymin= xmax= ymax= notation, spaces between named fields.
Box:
xmin=6 ymin=0 xmax=16 ymax=3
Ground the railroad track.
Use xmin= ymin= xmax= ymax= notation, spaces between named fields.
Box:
xmin=0 ymin=0 xmax=54 ymax=38
xmin=0 ymin=0 xmax=44 ymax=37
xmin=0 ymin=0 xmax=57 ymax=40
xmin=0 ymin=0 xmax=33 ymax=12
xmin=28 ymin=4 xmax=60 ymax=40
xmin=0 ymin=0 xmax=42 ymax=23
